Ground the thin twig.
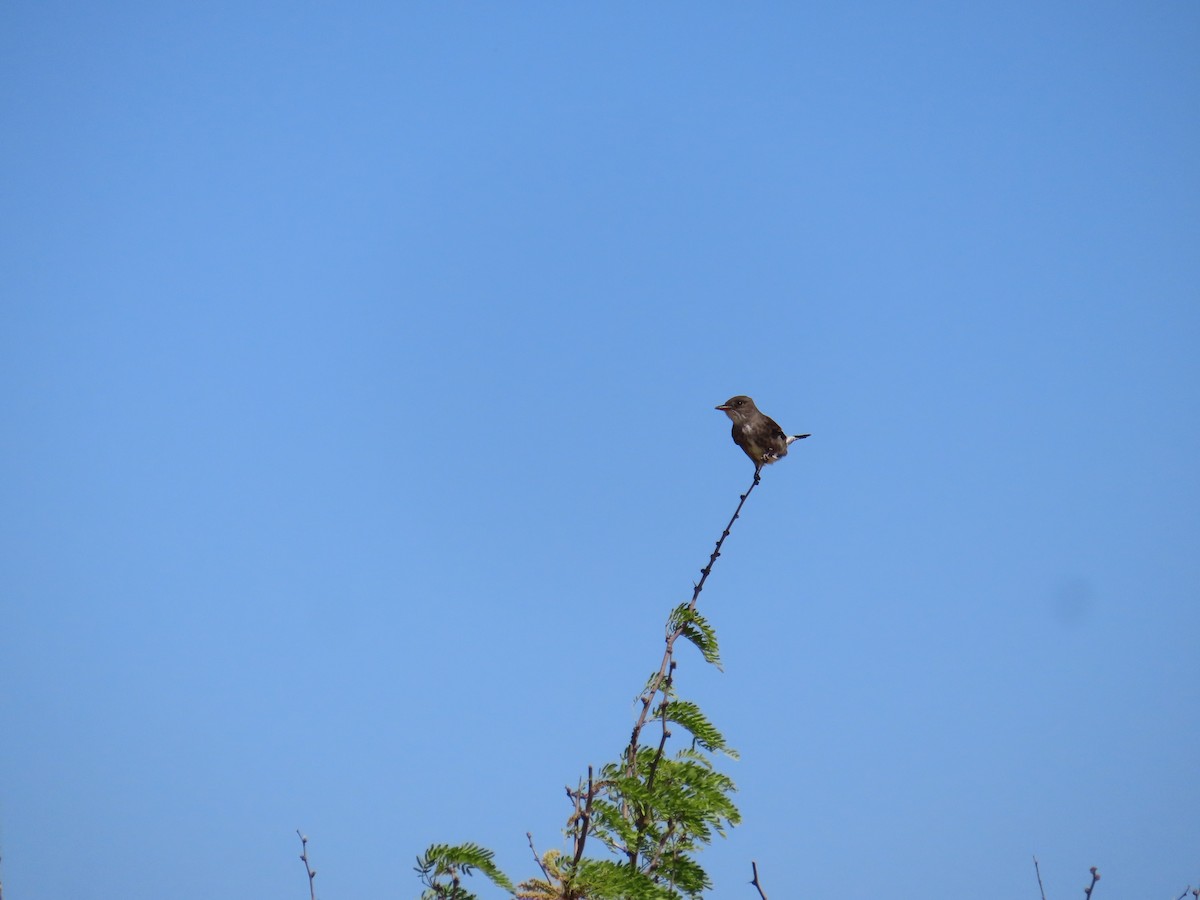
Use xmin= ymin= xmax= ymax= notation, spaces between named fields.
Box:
xmin=1034 ymin=855 xmax=1047 ymax=900
xmin=645 ymin=818 xmax=678 ymax=875
xmin=526 ymin=832 xmax=552 ymax=882
xmin=1083 ymin=867 xmax=1100 ymax=899
xmin=296 ymin=830 xmax=317 ymax=900
xmin=750 ymin=860 xmax=769 ymax=900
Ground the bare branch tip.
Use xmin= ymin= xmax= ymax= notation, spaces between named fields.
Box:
xmin=750 ymin=860 xmax=769 ymax=900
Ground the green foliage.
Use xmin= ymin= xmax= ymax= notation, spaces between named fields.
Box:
xmin=414 ymin=650 xmax=740 ymax=899
xmin=517 ymin=853 xmax=694 ymax=900
xmin=582 ymin=743 xmax=739 ymax=899
xmin=666 ymin=604 xmax=722 ymax=670
xmin=638 ymin=747 xmax=736 ymax=838
xmin=660 ymin=699 xmax=737 ymax=758
xmin=415 ymin=842 xmax=514 ymax=899
xmin=414 ymin=656 xmax=740 ymax=899
xmin=571 ymin=858 xmax=682 ymax=899
xmin=417 ymin=509 xmax=748 ymax=897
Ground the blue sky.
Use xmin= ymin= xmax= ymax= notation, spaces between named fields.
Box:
xmin=2 ymin=3 xmax=1198 ymax=898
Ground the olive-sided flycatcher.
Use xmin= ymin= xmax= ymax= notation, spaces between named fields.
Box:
xmin=715 ymin=395 xmax=810 ymax=474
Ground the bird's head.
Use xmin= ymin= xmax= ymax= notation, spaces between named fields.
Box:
xmin=715 ymin=395 xmax=757 ymax=422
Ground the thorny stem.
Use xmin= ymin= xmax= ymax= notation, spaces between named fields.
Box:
xmin=625 ymin=470 xmax=761 ymax=777
xmin=1034 ymin=856 xmax=1047 ymax=900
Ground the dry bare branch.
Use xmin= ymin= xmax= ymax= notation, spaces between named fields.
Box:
xmin=1034 ymin=855 xmax=1047 ymax=900
xmin=750 ymin=860 xmax=769 ymax=900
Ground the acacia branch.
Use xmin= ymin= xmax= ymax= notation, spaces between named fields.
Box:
xmin=613 ymin=468 xmax=761 ymax=876
xmin=296 ymin=830 xmax=317 ymax=900
xmin=625 ymin=471 xmax=761 ymax=775
xmin=1084 ymin=867 xmax=1100 ymax=899
xmin=628 ymin=669 xmax=678 ymax=864
xmin=644 ymin=662 xmax=675 ymax=795
xmin=1034 ymin=856 xmax=1047 ymax=900
xmin=750 ymin=860 xmax=769 ymax=900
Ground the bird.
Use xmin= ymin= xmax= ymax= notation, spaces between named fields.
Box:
xmin=715 ymin=395 xmax=810 ymax=477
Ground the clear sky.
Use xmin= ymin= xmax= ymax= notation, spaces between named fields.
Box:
xmin=2 ymin=3 xmax=1198 ymax=899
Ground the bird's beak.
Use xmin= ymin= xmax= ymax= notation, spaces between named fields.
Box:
xmin=715 ymin=404 xmax=730 ymax=411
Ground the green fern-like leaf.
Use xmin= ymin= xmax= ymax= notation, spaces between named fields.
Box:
xmin=651 ymin=850 xmax=711 ymax=896
xmin=574 ymin=858 xmax=679 ymax=899
xmin=642 ymin=667 xmax=674 ymax=698
xmin=415 ymin=842 xmax=514 ymax=894
xmin=660 ymin=699 xmax=738 ymax=758
xmin=666 ymin=604 xmax=722 ymax=670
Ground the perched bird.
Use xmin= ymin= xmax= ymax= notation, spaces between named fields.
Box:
xmin=715 ymin=395 xmax=810 ymax=475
